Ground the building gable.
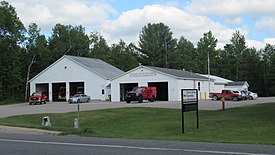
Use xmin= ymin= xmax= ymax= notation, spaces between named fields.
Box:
xmin=30 ymin=55 xmax=124 ymax=82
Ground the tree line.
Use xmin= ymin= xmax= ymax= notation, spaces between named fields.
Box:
xmin=1 ymin=1 xmax=275 ymax=102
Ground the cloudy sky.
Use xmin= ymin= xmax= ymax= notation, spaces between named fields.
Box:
xmin=7 ymin=0 xmax=275 ymax=49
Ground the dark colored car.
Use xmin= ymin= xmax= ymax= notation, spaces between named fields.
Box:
xmin=29 ymin=92 xmax=47 ymax=105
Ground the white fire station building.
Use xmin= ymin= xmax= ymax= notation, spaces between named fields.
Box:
xmin=30 ymin=55 xmax=214 ymax=102
xmin=110 ymin=65 xmax=212 ymax=102
xmin=29 ymin=55 xmax=124 ymax=101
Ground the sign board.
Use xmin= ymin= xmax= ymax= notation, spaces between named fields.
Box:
xmin=181 ymin=89 xmax=199 ymax=133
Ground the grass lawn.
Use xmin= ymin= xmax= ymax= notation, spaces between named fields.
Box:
xmin=0 ymin=103 xmax=274 ymax=144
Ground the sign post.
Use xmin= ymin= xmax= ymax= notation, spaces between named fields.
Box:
xmin=78 ymin=103 xmax=80 ymax=129
xmin=181 ymin=89 xmax=199 ymax=133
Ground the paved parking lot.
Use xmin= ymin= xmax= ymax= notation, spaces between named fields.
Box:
xmin=0 ymin=97 xmax=274 ymax=118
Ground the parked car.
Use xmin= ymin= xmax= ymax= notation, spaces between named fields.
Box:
xmin=29 ymin=92 xmax=47 ymax=105
xmin=248 ymin=91 xmax=258 ymax=100
xmin=209 ymin=90 xmax=242 ymax=101
xmin=68 ymin=94 xmax=90 ymax=104
xmin=232 ymin=90 xmax=247 ymax=100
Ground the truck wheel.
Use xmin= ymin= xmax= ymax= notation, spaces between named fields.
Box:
xmin=213 ymin=95 xmax=218 ymax=101
xmin=126 ymin=99 xmax=131 ymax=103
xmin=77 ymin=99 xmax=80 ymax=103
xmin=44 ymin=100 xmax=46 ymax=104
xmin=249 ymin=96 xmax=253 ymax=100
xmin=150 ymin=96 xmax=155 ymax=102
xmin=233 ymin=97 xmax=238 ymax=101
xmin=138 ymin=96 xmax=143 ymax=103
xmin=29 ymin=102 xmax=32 ymax=105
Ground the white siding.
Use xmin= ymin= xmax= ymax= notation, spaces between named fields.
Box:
xmin=30 ymin=57 xmax=109 ymax=101
xmin=225 ymin=85 xmax=248 ymax=91
xmin=111 ymin=67 xmax=176 ymax=102
xmin=212 ymin=84 xmax=226 ymax=93
xmin=176 ymin=79 xmax=209 ymax=100
xmin=111 ymin=67 xmax=209 ymax=101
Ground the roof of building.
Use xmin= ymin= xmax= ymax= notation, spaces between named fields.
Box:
xmin=66 ymin=55 xmax=124 ymax=79
xmin=226 ymin=81 xmax=248 ymax=86
xmin=30 ymin=55 xmax=124 ymax=82
xmin=198 ymin=74 xmax=233 ymax=84
xmin=145 ymin=66 xmax=209 ymax=80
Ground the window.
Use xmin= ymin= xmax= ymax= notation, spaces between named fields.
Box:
xmin=198 ymin=82 xmax=201 ymax=91
xmin=102 ymin=89 xmax=105 ymax=95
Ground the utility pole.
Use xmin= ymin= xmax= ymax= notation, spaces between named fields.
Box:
xmin=207 ymin=47 xmax=211 ymax=99
xmin=165 ymin=39 xmax=168 ymax=68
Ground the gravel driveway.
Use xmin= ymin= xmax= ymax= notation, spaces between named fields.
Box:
xmin=0 ymin=97 xmax=274 ymax=118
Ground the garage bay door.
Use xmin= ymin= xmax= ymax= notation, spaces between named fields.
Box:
xmin=148 ymin=82 xmax=168 ymax=101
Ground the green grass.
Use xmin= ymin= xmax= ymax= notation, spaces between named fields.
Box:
xmin=0 ymin=103 xmax=274 ymax=144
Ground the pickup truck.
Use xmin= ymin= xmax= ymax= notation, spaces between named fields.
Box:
xmin=209 ymin=90 xmax=242 ymax=101
xmin=29 ymin=92 xmax=47 ymax=105
xmin=125 ymin=86 xmax=157 ymax=103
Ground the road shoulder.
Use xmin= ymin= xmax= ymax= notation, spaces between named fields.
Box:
xmin=0 ymin=125 xmax=61 ymax=135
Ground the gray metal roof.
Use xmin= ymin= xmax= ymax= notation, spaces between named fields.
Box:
xmin=146 ymin=66 xmax=209 ymax=80
xmin=226 ymin=81 xmax=248 ymax=86
xmin=66 ymin=55 xmax=124 ymax=79
xmin=198 ymin=74 xmax=232 ymax=84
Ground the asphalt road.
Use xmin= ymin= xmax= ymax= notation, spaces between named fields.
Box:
xmin=0 ymin=97 xmax=274 ymax=118
xmin=0 ymin=133 xmax=274 ymax=155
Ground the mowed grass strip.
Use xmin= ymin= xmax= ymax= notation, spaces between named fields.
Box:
xmin=0 ymin=103 xmax=274 ymax=144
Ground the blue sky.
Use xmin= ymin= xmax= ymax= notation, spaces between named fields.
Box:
xmin=8 ymin=0 xmax=275 ymax=49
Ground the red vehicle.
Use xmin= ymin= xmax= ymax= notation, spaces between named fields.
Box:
xmin=29 ymin=92 xmax=47 ymax=105
xmin=209 ymin=90 xmax=242 ymax=101
xmin=58 ymin=87 xmax=66 ymax=100
xmin=125 ymin=86 xmax=157 ymax=103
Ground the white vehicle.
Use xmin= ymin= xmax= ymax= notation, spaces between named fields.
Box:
xmin=68 ymin=94 xmax=90 ymax=104
xmin=232 ymin=90 xmax=247 ymax=100
xmin=248 ymin=91 xmax=258 ymax=100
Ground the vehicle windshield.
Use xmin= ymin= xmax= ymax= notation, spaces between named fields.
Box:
xmin=132 ymin=87 xmax=144 ymax=92
xmin=32 ymin=93 xmax=41 ymax=96
xmin=232 ymin=91 xmax=240 ymax=93
xmin=72 ymin=94 xmax=80 ymax=98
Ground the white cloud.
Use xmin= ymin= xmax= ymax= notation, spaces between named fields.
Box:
xmin=7 ymin=1 xmax=269 ymax=49
xmin=264 ymin=38 xmax=275 ymax=45
xmin=101 ymin=4 xmax=241 ymax=46
xmin=9 ymin=0 xmax=116 ymax=32
xmin=246 ymin=40 xmax=266 ymax=49
xmin=255 ymin=17 xmax=275 ymax=33
xmin=185 ymin=0 xmax=275 ymax=18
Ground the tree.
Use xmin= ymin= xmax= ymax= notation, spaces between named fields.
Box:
xmin=196 ymin=31 xmax=218 ymax=74
xmin=48 ymin=24 xmax=89 ymax=61
xmin=261 ymin=44 xmax=275 ymax=96
xmin=109 ymin=40 xmax=139 ymax=71
xmin=138 ymin=23 xmax=177 ymax=67
xmin=0 ymin=1 xmax=26 ymax=101
xmin=224 ymin=30 xmax=247 ymax=81
xmin=89 ymin=32 xmax=111 ymax=63
xmin=169 ymin=37 xmax=197 ymax=71
xmin=23 ymin=23 xmax=50 ymax=100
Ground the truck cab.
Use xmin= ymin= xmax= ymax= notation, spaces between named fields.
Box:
xmin=125 ymin=86 xmax=157 ymax=103
xmin=29 ymin=92 xmax=47 ymax=105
